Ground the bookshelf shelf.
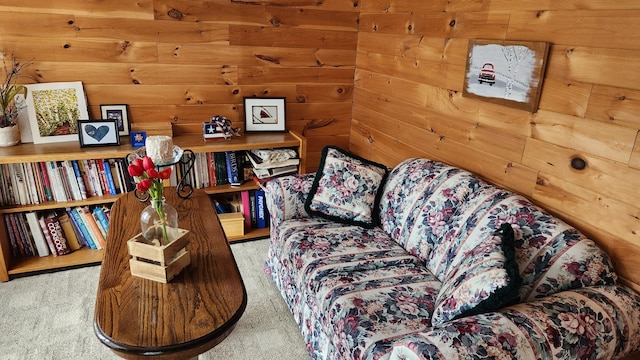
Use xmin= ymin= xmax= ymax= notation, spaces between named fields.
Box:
xmin=0 ymin=131 xmax=306 ymax=281
xmin=8 ymin=247 xmax=104 ymax=276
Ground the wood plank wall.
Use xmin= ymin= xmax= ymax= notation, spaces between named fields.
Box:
xmin=1 ymin=0 xmax=639 ymax=291
xmin=352 ymin=0 xmax=640 ymax=291
xmin=0 ymin=0 xmax=358 ymax=170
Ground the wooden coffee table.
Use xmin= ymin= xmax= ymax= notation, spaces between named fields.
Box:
xmin=94 ymin=188 xmax=247 ymax=360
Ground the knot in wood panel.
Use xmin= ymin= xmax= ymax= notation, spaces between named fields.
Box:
xmin=119 ymin=41 xmax=131 ymax=53
xmin=168 ymin=8 xmax=184 ymax=20
xmin=270 ymin=17 xmax=281 ymax=27
xmin=571 ymin=157 xmax=587 ymax=170
xmin=255 ymin=54 xmax=280 ymax=64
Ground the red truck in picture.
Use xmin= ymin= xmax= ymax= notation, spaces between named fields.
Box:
xmin=478 ymin=62 xmax=496 ymax=85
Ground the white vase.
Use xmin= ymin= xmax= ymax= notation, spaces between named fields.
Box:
xmin=0 ymin=125 xmax=20 ymax=147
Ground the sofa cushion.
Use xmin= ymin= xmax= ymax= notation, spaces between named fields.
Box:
xmin=431 ymin=223 xmax=521 ymax=326
xmin=305 ymin=146 xmax=388 ymax=228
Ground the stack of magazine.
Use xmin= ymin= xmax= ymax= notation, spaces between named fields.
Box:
xmin=247 ymin=148 xmax=300 ymax=179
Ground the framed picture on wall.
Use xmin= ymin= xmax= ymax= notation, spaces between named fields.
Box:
xmin=462 ymin=39 xmax=549 ymax=113
xmin=78 ymin=119 xmax=120 ymax=147
xmin=100 ymin=104 xmax=130 ymax=136
xmin=23 ymin=81 xmax=89 ymax=144
xmin=243 ymin=97 xmax=286 ymax=132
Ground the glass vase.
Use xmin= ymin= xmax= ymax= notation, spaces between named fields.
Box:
xmin=140 ymin=198 xmax=178 ymax=245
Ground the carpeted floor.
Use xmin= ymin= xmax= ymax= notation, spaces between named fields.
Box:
xmin=0 ymin=238 xmax=310 ymax=360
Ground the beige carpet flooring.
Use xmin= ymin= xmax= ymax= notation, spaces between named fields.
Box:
xmin=0 ymin=238 xmax=310 ymax=360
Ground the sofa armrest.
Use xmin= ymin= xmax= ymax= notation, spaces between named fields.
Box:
xmin=263 ymin=173 xmax=315 ymax=229
xmin=386 ymin=285 xmax=640 ymax=360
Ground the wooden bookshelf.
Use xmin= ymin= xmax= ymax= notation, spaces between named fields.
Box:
xmin=0 ymin=131 xmax=306 ymax=281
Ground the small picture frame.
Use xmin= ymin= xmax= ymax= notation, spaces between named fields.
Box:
xmin=100 ymin=104 xmax=130 ymax=136
xmin=130 ymin=131 xmax=146 ymax=148
xmin=78 ymin=119 xmax=121 ymax=148
xmin=243 ymin=97 xmax=286 ymax=132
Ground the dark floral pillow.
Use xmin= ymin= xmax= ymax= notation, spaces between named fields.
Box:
xmin=431 ymin=223 xmax=521 ymax=326
xmin=304 ymin=146 xmax=388 ymax=228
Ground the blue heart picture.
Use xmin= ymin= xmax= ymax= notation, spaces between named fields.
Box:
xmin=85 ymin=125 xmax=110 ymax=142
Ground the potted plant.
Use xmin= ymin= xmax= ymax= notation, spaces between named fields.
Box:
xmin=0 ymin=53 xmax=31 ymax=147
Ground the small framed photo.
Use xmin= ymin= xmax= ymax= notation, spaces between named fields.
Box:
xmin=100 ymin=104 xmax=130 ymax=136
xmin=78 ymin=119 xmax=121 ymax=148
xmin=243 ymin=97 xmax=286 ymax=132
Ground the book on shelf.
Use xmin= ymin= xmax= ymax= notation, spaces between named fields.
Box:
xmin=42 ymin=212 xmax=71 ymax=256
xmin=23 ymin=162 xmax=40 ymax=204
xmin=78 ymin=206 xmax=106 ymax=249
xmin=39 ymin=161 xmax=53 ymax=201
xmin=246 ymin=149 xmax=299 ymax=170
xmin=71 ymin=160 xmax=88 ymax=200
xmin=252 ymin=164 xmax=298 ymax=179
xmin=4 ymin=214 xmax=20 ymax=257
xmin=67 ymin=207 xmax=96 ymax=250
xmin=254 ymin=188 xmax=269 ymax=229
xmin=225 ymin=151 xmax=242 ymax=186
xmin=7 ymin=213 xmax=33 ymax=257
xmin=249 ymin=191 xmax=257 ymax=229
xmin=241 ymin=191 xmax=252 ymax=230
xmin=92 ymin=206 xmax=109 ymax=238
xmin=25 ymin=212 xmax=51 ymax=257
xmin=57 ymin=211 xmax=83 ymax=251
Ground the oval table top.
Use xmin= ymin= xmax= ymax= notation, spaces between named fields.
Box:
xmin=94 ymin=188 xmax=247 ymax=360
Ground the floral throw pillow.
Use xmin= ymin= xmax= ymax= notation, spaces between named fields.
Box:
xmin=431 ymin=223 xmax=521 ymax=326
xmin=304 ymin=146 xmax=388 ymax=228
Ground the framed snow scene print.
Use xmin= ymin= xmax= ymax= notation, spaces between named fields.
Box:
xmin=462 ymin=39 xmax=549 ymax=113
xmin=243 ymin=97 xmax=286 ymax=132
xmin=24 ymin=81 xmax=89 ymax=144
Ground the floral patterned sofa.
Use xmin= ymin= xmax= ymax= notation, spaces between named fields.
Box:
xmin=264 ymin=153 xmax=640 ymax=360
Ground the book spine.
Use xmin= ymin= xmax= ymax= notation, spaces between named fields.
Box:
xmin=249 ymin=190 xmax=257 ymax=229
xmin=225 ymin=151 xmax=241 ymax=186
xmin=8 ymin=213 xmax=26 ymax=256
xmin=206 ymin=152 xmax=216 ymax=187
xmin=39 ymin=162 xmax=53 ymax=201
xmin=4 ymin=214 xmax=20 ymax=257
xmin=31 ymin=162 xmax=45 ymax=204
xmin=24 ymin=162 xmax=40 ymax=204
xmin=65 ymin=208 xmax=89 ymax=249
xmin=96 ymin=160 xmax=109 ymax=195
xmin=80 ymin=160 xmax=96 ymax=197
xmin=71 ymin=160 xmax=88 ymax=199
xmin=25 ymin=212 xmax=50 ymax=257
xmin=92 ymin=206 xmax=109 ymax=238
xmin=19 ymin=213 xmax=37 ymax=256
xmin=58 ymin=212 xmax=82 ymax=251
xmin=116 ymin=158 xmax=135 ymax=192
xmin=108 ymin=159 xmax=122 ymax=193
xmin=88 ymin=160 xmax=104 ymax=196
xmin=57 ymin=161 xmax=74 ymax=201
xmin=102 ymin=160 xmax=117 ymax=195
xmin=12 ymin=163 xmax=28 ymax=205
xmin=44 ymin=214 xmax=71 ymax=256
xmin=69 ymin=207 xmax=96 ymax=249
xmin=241 ymin=190 xmax=252 ymax=230
xmin=79 ymin=206 xmax=106 ymax=249
xmin=38 ymin=214 xmax=58 ymax=256
xmin=62 ymin=160 xmax=82 ymax=201
xmin=255 ymin=189 xmax=267 ymax=229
